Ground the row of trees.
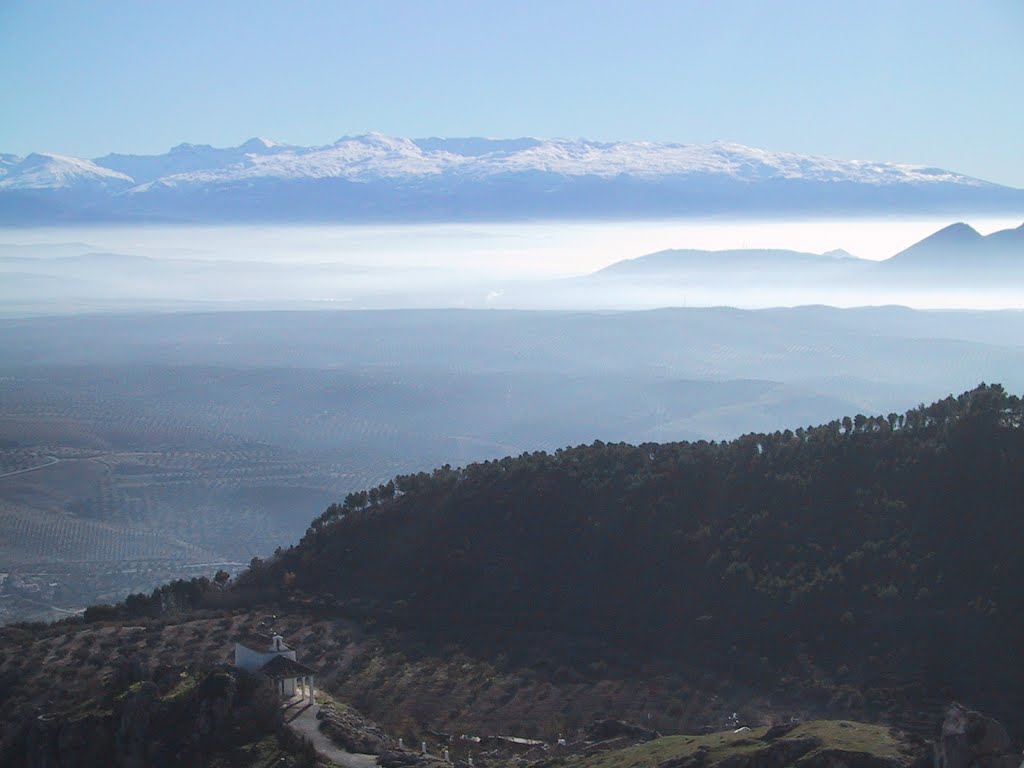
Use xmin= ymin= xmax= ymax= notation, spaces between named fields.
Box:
xmin=83 ymin=569 xmax=236 ymax=622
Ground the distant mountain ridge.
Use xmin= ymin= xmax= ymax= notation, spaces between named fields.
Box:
xmin=887 ymin=221 xmax=1024 ymax=268
xmin=596 ymin=247 xmax=862 ymax=276
xmin=1 ymin=134 xmax=1022 ymax=223
xmin=594 ymin=221 xmax=1024 ymax=277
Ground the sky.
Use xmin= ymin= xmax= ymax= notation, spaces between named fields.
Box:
xmin=1 ymin=0 xmax=1022 ymax=187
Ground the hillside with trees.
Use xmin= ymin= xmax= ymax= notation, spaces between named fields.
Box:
xmin=3 ymin=385 xmax=1024 ymax=766
xmin=259 ymin=384 xmax=1024 ymax=729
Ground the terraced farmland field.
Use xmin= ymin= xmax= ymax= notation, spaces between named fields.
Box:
xmin=0 ymin=375 xmax=421 ymax=623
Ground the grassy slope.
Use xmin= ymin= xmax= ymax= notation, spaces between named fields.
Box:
xmin=568 ymin=721 xmax=910 ymax=768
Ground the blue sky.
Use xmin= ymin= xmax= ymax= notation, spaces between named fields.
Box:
xmin=2 ymin=0 xmax=1022 ymax=186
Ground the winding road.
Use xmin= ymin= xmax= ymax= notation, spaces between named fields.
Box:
xmin=283 ymin=698 xmax=378 ymax=768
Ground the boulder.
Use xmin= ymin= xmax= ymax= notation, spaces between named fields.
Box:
xmin=934 ymin=703 xmax=1019 ymax=768
xmin=716 ymin=736 xmax=820 ymax=768
xmin=316 ymin=701 xmax=387 ymax=754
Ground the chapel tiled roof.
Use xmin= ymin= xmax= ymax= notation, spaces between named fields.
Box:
xmin=259 ymin=654 xmax=317 ymax=678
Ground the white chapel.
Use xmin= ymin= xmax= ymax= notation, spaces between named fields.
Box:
xmin=234 ymin=632 xmax=317 ymax=701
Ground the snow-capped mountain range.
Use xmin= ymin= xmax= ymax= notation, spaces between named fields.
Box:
xmin=1 ymin=134 xmax=1021 ymax=223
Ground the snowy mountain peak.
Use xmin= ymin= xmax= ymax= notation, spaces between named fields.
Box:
xmin=334 ymin=133 xmax=424 ymax=153
xmin=0 ymin=153 xmax=22 ymax=180
xmin=0 ymin=153 xmax=134 ymax=190
xmin=78 ymin=134 xmax=1005 ymax=187
xmin=2 ymin=134 xmax=1021 ymax=223
xmin=412 ymin=137 xmax=544 ymax=157
xmin=240 ymin=137 xmax=282 ymax=152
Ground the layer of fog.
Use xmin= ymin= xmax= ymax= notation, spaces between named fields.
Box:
xmin=1 ymin=216 xmax=1021 ymax=314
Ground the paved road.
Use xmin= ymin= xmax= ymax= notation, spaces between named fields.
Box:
xmin=283 ymin=698 xmax=378 ymax=768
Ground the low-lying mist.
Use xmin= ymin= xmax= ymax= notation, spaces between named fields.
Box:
xmin=1 ymin=216 xmax=1020 ymax=314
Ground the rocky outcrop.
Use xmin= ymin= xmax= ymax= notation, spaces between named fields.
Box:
xmin=716 ymin=736 xmax=821 ymax=768
xmin=113 ymin=682 xmax=160 ymax=768
xmin=193 ymin=671 xmax=238 ymax=737
xmin=317 ymin=700 xmax=388 ymax=754
xmin=22 ymin=711 xmax=113 ymax=768
xmin=934 ymin=704 xmax=1020 ymax=768
xmin=7 ymin=669 xmax=270 ymax=768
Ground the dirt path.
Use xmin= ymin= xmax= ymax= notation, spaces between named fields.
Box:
xmin=283 ymin=698 xmax=378 ymax=768
xmin=0 ymin=456 xmax=59 ymax=479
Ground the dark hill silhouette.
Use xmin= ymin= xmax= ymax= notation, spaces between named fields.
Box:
xmin=584 ymin=221 xmax=1024 ymax=303
xmin=883 ymin=221 xmax=1024 ymax=269
xmin=912 ymin=221 xmax=983 ymax=245
xmin=594 ymin=247 xmax=864 ymax=276
xmin=253 ymin=384 xmax=1024 ymax=730
xmin=987 ymin=221 xmax=1024 ymax=247
xmin=594 ymin=221 xmax=1024 ymax=276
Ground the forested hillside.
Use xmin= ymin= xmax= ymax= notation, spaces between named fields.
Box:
xmin=262 ymin=384 xmax=1024 ymax=725
xmin=7 ymin=307 xmax=1024 ymax=623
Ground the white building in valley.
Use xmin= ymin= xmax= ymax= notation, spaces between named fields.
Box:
xmin=234 ymin=632 xmax=317 ymax=701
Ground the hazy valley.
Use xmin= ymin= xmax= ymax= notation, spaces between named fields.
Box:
xmin=3 ymin=301 xmax=1024 ymax=624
